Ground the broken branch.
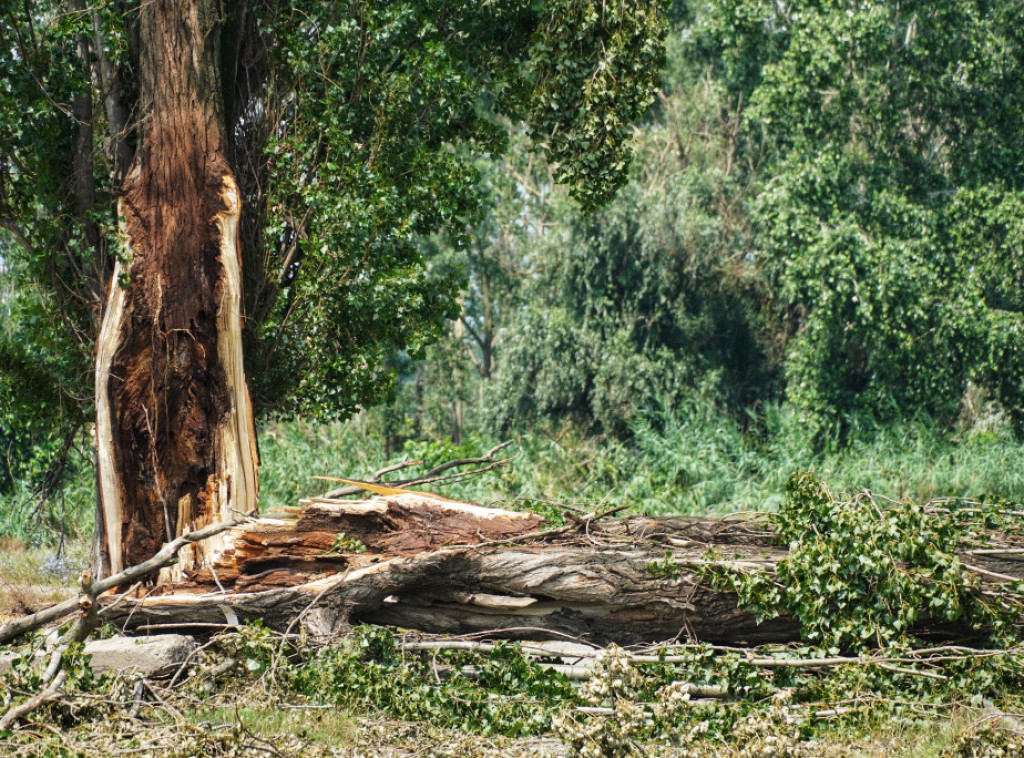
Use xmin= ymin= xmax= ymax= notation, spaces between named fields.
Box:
xmin=318 ymin=441 xmax=514 ymax=498
xmin=0 ymin=517 xmax=252 ymax=645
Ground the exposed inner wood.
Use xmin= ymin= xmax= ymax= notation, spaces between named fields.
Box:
xmin=295 ymin=493 xmax=544 ymax=553
xmin=95 ymin=254 xmax=128 ymax=577
xmin=100 ymin=497 xmax=1024 ymax=645
xmin=94 ymin=0 xmax=257 ymax=576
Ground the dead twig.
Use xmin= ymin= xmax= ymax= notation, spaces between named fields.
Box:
xmin=318 ymin=440 xmax=514 ymax=498
xmin=0 ymin=570 xmax=101 ymax=730
xmin=398 ymin=638 xmax=1015 ymax=677
xmin=127 ymin=679 xmax=147 ymax=720
xmin=234 ymin=702 xmax=289 ymax=758
xmin=0 ymin=670 xmax=68 ymax=730
xmin=40 ymin=570 xmax=99 ymax=686
xmin=97 ymin=581 xmax=143 ymax=618
xmin=167 ymin=634 xmax=236 ymax=689
xmin=962 ymin=563 xmax=1022 ymax=584
xmin=0 ymin=517 xmax=253 ymax=645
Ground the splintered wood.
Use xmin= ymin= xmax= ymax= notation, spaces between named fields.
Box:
xmin=97 ymin=495 xmax=1024 ymax=646
xmin=154 ymin=493 xmax=544 ymax=594
xmin=96 ymin=495 xmax=791 ymax=644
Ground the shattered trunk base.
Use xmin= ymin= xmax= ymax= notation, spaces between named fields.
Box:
xmin=93 ymin=0 xmax=258 ymax=582
xmin=97 ymin=495 xmax=1023 ymax=646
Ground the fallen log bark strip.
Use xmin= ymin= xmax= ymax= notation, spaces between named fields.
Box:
xmin=99 ymin=542 xmax=801 ymax=645
xmin=8 ymin=494 xmax=1024 ymax=650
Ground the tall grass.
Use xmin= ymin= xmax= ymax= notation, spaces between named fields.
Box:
xmin=603 ymin=404 xmax=1024 ymax=515
xmin=259 ymin=403 xmax=1024 ymax=517
xmin=258 ymin=416 xmax=386 ymax=510
xmin=3 ymin=404 xmax=1023 ymax=547
xmin=0 ymin=453 xmax=95 ymax=547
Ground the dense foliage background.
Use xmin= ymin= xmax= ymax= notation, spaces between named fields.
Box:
xmin=324 ymin=0 xmax=1024 ymax=513
xmin=3 ymin=0 xmax=1024 ymax=543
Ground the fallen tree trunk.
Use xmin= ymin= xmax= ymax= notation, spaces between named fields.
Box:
xmin=91 ymin=493 xmax=1024 ymax=646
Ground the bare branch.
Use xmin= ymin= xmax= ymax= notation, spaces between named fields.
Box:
xmin=0 ymin=670 xmax=68 ymax=731
xmin=318 ymin=441 xmax=514 ymax=499
xmin=0 ymin=517 xmax=252 ymax=645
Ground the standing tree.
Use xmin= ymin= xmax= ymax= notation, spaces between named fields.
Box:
xmin=701 ymin=0 xmax=1024 ymax=435
xmin=0 ymin=0 xmax=665 ymax=576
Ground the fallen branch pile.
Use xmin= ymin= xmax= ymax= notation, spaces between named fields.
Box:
xmin=82 ymin=495 xmax=798 ymax=644
xmin=2 ymin=475 xmax=1024 ymax=748
xmin=3 ymin=471 xmax=1022 ymax=654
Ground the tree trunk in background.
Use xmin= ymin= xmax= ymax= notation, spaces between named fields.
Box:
xmin=94 ymin=0 xmax=257 ymax=580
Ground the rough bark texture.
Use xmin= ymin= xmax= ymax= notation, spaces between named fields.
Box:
xmin=95 ymin=0 xmax=257 ymax=578
xmin=99 ymin=497 xmax=1024 ymax=646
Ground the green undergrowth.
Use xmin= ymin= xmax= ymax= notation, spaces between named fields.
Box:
xmin=2 ymin=420 xmax=1024 ymax=754
xmin=187 ymin=703 xmax=357 ymax=746
xmin=257 ymin=407 xmax=1024 ymax=518
xmin=0 ymin=452 xmax=94 ymax=548
xmin=698 ymin=474 xmax=1024 ymax=653
xmin=221 ymin=621 xmax=1024 ymax=736
xmin=4 ymin=405 xmax=1024 ymax=548
xmin=5 ymin=488 xmax=1024 ymax=757
xmin=4 ymin=622 xmax=1023 ymax=757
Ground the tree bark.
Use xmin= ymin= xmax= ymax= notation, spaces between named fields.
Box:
xmin=97 ymin=496 xmax=1024 ymax=646
xmin=95 ymin=0 xmax=257 ymax=580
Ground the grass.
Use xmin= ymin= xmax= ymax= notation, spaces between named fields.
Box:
xmin=258 ymin=416 xmax=387 ymax=511
xmin=3 ymin=402 xmax=1023 ymax=550
xmin=603 ymin=404 xmax=1024 ymax=515
xmin=786 ymin=712 xmax=977 ymax=758
xmin=0 ymin=537 xmax=82 ymax=621
xmin=104 ymin=702 xmax=1016 ymax=757
xmin=257 ymin=404 xmax=1024 ymax=518
xmin=193 ymin=703 xmax=356 ymax=746
xmin=0 ymin=451 xmax=95 ymax=547
xmin=1 ymin=632 xmax=1016 ymax=757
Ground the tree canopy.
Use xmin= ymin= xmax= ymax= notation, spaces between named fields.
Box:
xmin=714 ymin=0 xmax=1024 ymax=432
xmin=411 ymin=0 xmax=1024 ymax=442
xmin=5 ymin=0 xmax=1024 ymax=509
xmin=0 ymin=0 xmax=667 ymax=488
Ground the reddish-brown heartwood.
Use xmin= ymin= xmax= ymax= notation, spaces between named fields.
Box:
xmin=94 ymin=0 xmax=257 ymax=579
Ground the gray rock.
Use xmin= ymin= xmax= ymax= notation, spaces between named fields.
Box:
xmin=84 ymin=634 xmax=197 ymax=677
xmin=0 ymin=651 xmax=18 ymax=676
xmin=1 ymin=634 xmax=197 ymax=679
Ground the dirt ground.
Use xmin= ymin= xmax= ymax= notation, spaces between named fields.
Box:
xmin=0 ymin=539 xmax=81 ymax=623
